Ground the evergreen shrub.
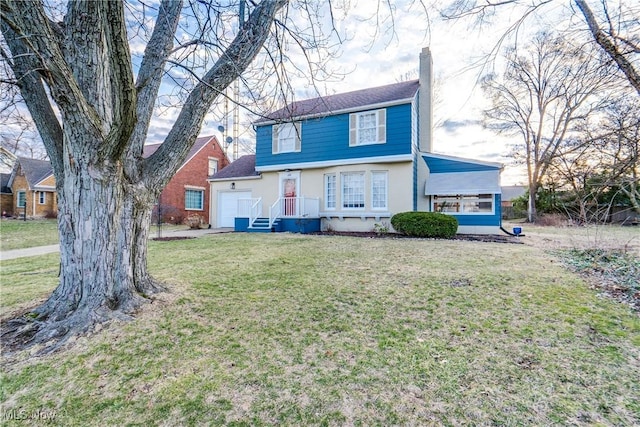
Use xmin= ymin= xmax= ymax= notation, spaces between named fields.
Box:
xmin=390 ymin=211 xmax=458 ymax=238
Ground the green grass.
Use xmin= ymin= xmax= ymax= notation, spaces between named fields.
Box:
xmin=0 ymin=253 xmax=60 ymax=317
xmin=0 ymin=219 xmax=60 ymax=251
xmin=0 ymin=219 xmax=200 ymax=252
xmin=1 ymin=233 xmax=639 ymax=425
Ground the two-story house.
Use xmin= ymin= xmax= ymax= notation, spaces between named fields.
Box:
xmin=209 ymin=47 xmax=503 ymax=234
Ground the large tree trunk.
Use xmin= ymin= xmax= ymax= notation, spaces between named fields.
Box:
xmin=129 ymin=193 xmax=165 ymax=296
xmin=1 ymin=0 xmax=288 ymax=354
xmin=3 ymin=157 xmax=155 ymax=350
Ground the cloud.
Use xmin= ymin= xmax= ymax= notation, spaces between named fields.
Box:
xmin=439 ymin=119 xmax=482 ymax=134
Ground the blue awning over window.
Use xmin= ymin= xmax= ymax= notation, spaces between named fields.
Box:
xmin=425 ymin=170 xmax=501 ymax=195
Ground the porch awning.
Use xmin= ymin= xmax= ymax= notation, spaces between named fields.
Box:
xmin=424 ymin=170 xmax=501 ymax=195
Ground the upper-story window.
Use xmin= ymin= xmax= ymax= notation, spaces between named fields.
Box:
xmin=272 ymin=122 xmax=301 ymax=154
xmin=349 ymin=109 xmax=386 ymax=146
xmin=208 ymin=158 xmax=218 ymax=176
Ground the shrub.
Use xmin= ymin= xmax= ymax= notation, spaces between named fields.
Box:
xmin=151 ymin=204 xmax=184 ymax=225
xmin=390 ymin=211 xmax=458 ymax=238
xmin=185 ymin=213 xmax=204 ymax=229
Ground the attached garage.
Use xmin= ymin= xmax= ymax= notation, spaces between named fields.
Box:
xmin=208 ymin=155 xmax=261 ymax=228
xmin=217 ymin=191 xmax=251 ymax=228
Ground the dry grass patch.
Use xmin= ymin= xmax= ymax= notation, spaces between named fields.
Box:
xmin=1 ymin=233 xmax=639 ymax=425
xmin=506 ymin=221 xmax=640 ymax=256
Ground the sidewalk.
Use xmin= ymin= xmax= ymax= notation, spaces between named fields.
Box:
xmin=0 ymin=227 xmax=232 ymax=261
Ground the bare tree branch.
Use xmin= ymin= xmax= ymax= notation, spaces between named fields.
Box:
xmin=574 ymin=0 xmax=640 ymax=95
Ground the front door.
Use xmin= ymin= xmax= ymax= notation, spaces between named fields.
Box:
xmin=279 ymin=171 xmax=300 ymax=217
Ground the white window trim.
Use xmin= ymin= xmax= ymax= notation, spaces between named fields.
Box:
xmin=370 ymin=171 xmax=388 ymax=211
xmin=185 ymin=188 xmax=205 ymax=211
xmin=349 ymin=109 xmax=386 ymax=146
xmin=38 ymin=191 xmax=46 ymax=205
xmin=17 ymin=190 xmax=26 ymax=208
xmin=431 ymin=194 xmax=495 ymax=215
xmin=324 ymin=173 xmax=336 ymax=210
xmin=272 ymin=122 xmax=302 ymax=154
xmin=341 ymin=171 xmax=365 ymax=210
xmin=208 ymin=157 xmax=219 ymax=176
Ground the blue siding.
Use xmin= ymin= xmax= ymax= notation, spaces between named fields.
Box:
xmin=450 ymin=194 xmax=501 ymax=226
xmin=423 ymin=155 xmax=500 ymax=172
xmin=234 ymin=217 xmax=321 ymax=234
xmin=256 ymin=103 xmax=413 ymax=168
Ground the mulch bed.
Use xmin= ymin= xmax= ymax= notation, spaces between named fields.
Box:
xmin=151 ymin=237 xmax=196 ymax=242
xmin=313 ymin=231 xmax=524 ymax=244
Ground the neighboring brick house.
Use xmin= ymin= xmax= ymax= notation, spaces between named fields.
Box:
xmin=1 ymin=173 xmax=13 ymax=216
xmin=8 ymin=157 xmax=57 ymax=218
xmin=144 ymin=135 xmax=229 ymax=225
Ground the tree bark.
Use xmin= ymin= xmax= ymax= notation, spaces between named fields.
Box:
xmin=1 ymin=0 xmax=288 ymax=353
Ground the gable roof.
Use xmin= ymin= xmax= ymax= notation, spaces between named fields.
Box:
xmin=12 ymin=157 xmax=54 ymax=188
xmin=142 ymin=135 xmax=224 ymax=172
xmin=209 ymin=155 xmax=258 ymax=181
xmin=257 ymin=80 xmax=420 ymax=124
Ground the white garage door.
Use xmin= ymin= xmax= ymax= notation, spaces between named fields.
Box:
xmin=218 ymin=191 xmax=251 ymax=228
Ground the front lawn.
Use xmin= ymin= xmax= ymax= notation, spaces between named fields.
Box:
xmin=1 ymin=233 xmax=639 ymax=425
xmin=0 ymin=219 xmax=59 ymax=251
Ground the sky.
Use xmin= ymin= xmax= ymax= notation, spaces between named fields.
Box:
xmin=2 ymin=0 xmax=576 ymax=186
xmin=176 ymin=0 xmax=572 ymax=186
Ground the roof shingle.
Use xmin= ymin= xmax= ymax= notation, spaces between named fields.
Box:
xmin=142 ymin=135 xmax=215 ymax=161
xmin=17 ymin=157 xmax=53 ymax=187
xmin=209 ymin=155 xmax=258 ymax=180
xmin=257 ymin=80 xmax=419 ymax=123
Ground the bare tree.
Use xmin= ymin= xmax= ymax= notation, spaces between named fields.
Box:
xmin=483 ymin=32 xmax=615 ymax=222
xmin=441 ymin=0 xmax=640 ymax=96
xmin=0 ymin=0 xmax=344 ymax=352
xmin=596 ymin=96 xmax=640 ymax=214
xmin=574 ymin=0 xmax=640 ymax=95
xmin=0 ymin=58 xmax=46 ymax=160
